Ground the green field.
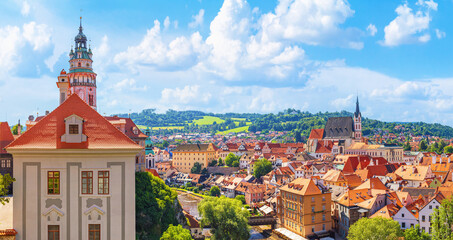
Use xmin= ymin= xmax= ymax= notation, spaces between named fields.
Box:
xmin=217 ymin=126 xmax=249 ymax=135
xmin=231 ymin=118 xmax=247 ymax=121
xmin=152 ymin=126 xmax=184 ymax=130
xmin=192 ymin=116 xmax=225 ymax=125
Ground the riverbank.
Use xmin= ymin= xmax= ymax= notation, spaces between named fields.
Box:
xmin=172 ymin=188 xmax=206 ymax=200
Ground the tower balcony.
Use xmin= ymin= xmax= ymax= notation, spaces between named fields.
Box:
xmin=70 ymin=82 xmax=96 ymax=87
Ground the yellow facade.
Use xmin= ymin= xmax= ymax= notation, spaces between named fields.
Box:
xmin=277 ymin=181 xmax=332 ymax=238
xmin=172 ymin=143 xmax=216 ymax=173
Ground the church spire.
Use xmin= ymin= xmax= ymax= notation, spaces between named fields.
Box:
xmin=354 ymin=96 xmax=361 ymax=118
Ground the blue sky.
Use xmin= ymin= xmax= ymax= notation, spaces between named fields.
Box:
xmin=1 ymin=0 xmax=453 ymax=126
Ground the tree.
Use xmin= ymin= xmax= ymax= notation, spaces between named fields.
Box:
xmin=209 ymin=186 xmax=220 ymax=197
xmin=431 ymin=197 xmax=453 ymax=240
xmin=225 ymin=153 xmax=239 ymax=167
xmin=209 ymin=159 xmax=217 ymax=167
xmin=348 ymin=217 xmax=403 ymax=240
xmin=218 ymin=158 xmax=224 ymax=166
xmin=160 ymin=224 xmax=193 ymax=240
xmin=12 ymin=124 xmax=23 ymax=135
xmin=163 ymin=140 xmax=169 ymax=148
xmin=0 ymin=174 xmax=15 ymax=205
xmin=445 ymin=146 xmax=453 ymax=154
xmin=404 ymin=224 xmax=430 ymax=240
xmin=191 ymin=162 xmax=202 ymax=174
xmin=201 ymin=168 xmax=208 ymax=175
xmin=136 ymin=172 xmax=180 ymax=240
xmin=404 ymin=141 xmax=412 ymax=151
xmin=420 ymin=140 xmax=428 ymax=151
xmin=235 ymin=195 xmax=246 ymax=205
xmin=198 ymin=196 xmax=250 ymax=240
xmin=294 ymin=129 xmax=302 ymax=142
xmin=253 ymin=158 xmax=272 ymax=179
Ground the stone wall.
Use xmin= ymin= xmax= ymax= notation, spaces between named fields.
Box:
xmin=207 ymin=167 xmax=239 ymax=175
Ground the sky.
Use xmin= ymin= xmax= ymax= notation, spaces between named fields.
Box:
xmin=1 ymin=0 xmax=453 ymax=126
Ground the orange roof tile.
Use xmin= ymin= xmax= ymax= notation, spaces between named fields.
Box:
xmin=309 ymin=129 xmax=324 ymax=140
xmin=7 ymin=94 xmax=142 ymax=150
xmin=0 ymin=122 xmax=14 ymax=154
xmin=280 ymin=178 xmax=322 ymax=195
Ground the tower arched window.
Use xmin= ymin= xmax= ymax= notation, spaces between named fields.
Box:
xmin=78 ymin=62 xmax=81 ymax=67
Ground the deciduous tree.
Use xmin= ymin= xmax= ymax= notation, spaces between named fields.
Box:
xmin=198 ymin=196 xmax=250 ymax=240
xmin=0 ymin=174 xmax=14 ymax=205
xmin=160 ymin=224 xmax=193 ymax=240
xmin=431 ymin=197 xmax=453 ymax=240
xmin=348 ymin=217 xmax=403 ymax=240
xmin=209 ymin=186 xmax=220 ymax=197
xmin=404 ymin=224 xmax=430 ymax=240
xmin=253 ymin=158 xmax=272 ymax=179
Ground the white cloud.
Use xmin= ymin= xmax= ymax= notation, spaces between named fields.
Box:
xmin=95 ymin=35 xmax=109 ymax=58
xmin=0 ymin=26 xmax=23 ymax=72
xmin=258 ymin=0 xmax=363 ymax=49
xmin=161 ymin=85 xmax=211 ymax=104
xmin=21 ymin=1 xmax=30 ymax=16
xmin=435 ymin=29 xmax=446 ymax=39
xmin=381 ymin=1 xmax=437 ymax=46
xmin=22 ymin=22 xmax=52 ymax=51
xmin=367 ymin=24 xmax=377 ymax=36
xmin=189 ymin=9 xmax=205 ymax=28
xmin=164 ymin=16 xmax=171 ymax=30
xmin=114 ymin=20 xmax=205 ymax=70
xmin=331 ymin=95 xmax=354 ymax=109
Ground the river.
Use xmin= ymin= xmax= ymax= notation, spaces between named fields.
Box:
xmin=177 ymin=191 xmax=202 ymax=218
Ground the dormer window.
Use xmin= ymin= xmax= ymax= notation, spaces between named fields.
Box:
xmin=61 ymin=114 xmax=87 ymax=143
xmin=69 ymin=124 xmax=79 ymax=134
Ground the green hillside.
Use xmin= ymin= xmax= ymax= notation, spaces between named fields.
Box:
xmin=116 ymin=108 xmax=453 ymax=139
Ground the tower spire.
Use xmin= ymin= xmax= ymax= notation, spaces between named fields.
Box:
xmin=354 ymin=96 xmax=361 ymax=118
xmin=79 ymin=16 xmax=83 ymax=33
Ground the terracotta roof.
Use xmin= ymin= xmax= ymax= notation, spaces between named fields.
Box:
xmin=337 ymin=189 xmax=373 ymax=207
xmin=7 ymin=94 xmax=142 ymax=150
xmin=355 ymin=178 xmax=388 ymax=190
xmin=280 ymin=178 xmax=322 ymax=196
xmin=0 ymin=122 xmax=14 ymax=154
xmin=104 ymin=116 xmax=148 ymax=139
xmin=173 ymin=143 xmax=214 ymax=152
xmin=309 ymin=129 xmax=324 ymax=140
xmin=370 ymin=203 xmax=400 ymax=219
xmin=395 ymin=165 xmax=431 ymax=181
xmin=145 ymin=169 xmax=161 ymax=179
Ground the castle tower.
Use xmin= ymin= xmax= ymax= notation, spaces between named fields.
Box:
xmin=353 ymin=96 xmax=362 ymax=140
xmin=57 ymin=17 xmax=97 ymax=110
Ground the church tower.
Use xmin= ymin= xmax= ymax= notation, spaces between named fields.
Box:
xmin=57 ymin=17 xmax=97 ymax=110
xmin=353 ymin=96 xmax=362 ymax=140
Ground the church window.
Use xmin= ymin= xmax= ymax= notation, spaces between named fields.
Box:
xmin=82 ymin=171 xmax=93 ymax=194
xmin=98 ymin=171 xmax=109 ymax=194
xmin=48 ymin=171 xmax=60 ymax=194
xmin=89 ymin=224 xmax=101 ymax=240
xmin=69 ymin=124 xmax=79 ymax=134
xmin=78 ymin=62 xmax=81 ymax=67
xmin=48 ymin=225 xmax=60 ymax=240
xmin=86 ymin=63 xmax=90 ymax=67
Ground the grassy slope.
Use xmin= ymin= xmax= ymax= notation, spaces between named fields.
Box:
xmin=217 ymin=126 xmax=249 ymax=135
xmin=192 ymin=116 xmax=225 ymax=125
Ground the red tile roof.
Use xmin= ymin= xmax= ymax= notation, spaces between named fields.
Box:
xmin=309 ymin=129 xmax=324 ymax=140
xmin=7 ymin=94 xmax=142 ymax=150
xmin=104 ymin=116 xmax=148 ymax=139
xmin=0 ymin=122 xmax=14 ymax=154
xmin=145 ymin=169 xmax=161 ymax=179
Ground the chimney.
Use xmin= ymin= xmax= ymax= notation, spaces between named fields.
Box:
xmin=45 ymin=110 xmax=50 ymax=115
xmin=440 ymin=157 xmax=442 ymax=164
xmin=432 ymin=156 xmax=436 ymax=165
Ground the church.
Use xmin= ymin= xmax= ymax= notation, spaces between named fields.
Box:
xmin=7 ymin=19 xmax=140 ymax=240
xmin=307 ymin=97 xmax=363 ymax=155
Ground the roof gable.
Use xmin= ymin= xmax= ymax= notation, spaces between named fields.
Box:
xmin=0 ymin=122 xmax=14 ymax=154
xmin=7 ymin=94 xmax=141 ymax=150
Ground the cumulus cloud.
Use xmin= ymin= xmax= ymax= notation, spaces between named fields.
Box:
xmin=367 ymin=24 xmax=377 ymax=36
xmin=21 ymin=1 xmax=30 ymax=16
xmin=0 ymin=26 xmax=23 ymax=71
xmin=22 ymin=22 xmax=52 ymax=51
xmin=435 ymin=29 xmax=446 ymax=39
xmin=381 ymin=0 xmax=437 ymax=46
xmin=161 ymin=85 xmax=211 ymax=104
xmin=164 ymin=16 xmax=171 ymax=30
xmin=113 ymin=20 xmax=206 ymax=70
xmin=95 ymin=35 xmax=110 ymax=58
xmin=189 ymin=9 xmax=205 ymax=28
xmin=258 ymin=0 xmax=363 ymax=49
